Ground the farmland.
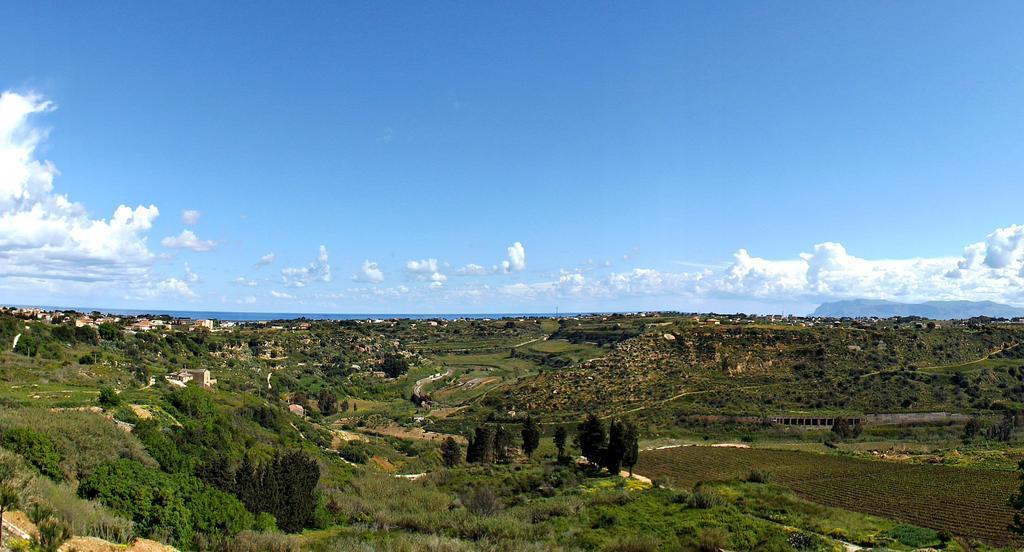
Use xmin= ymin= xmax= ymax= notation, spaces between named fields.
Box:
xmin=636 ymin=445 xmax=1021 ymax=546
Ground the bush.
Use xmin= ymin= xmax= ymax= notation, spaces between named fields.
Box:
xmin=338 ymin=442 xmax=370 ymax=464
xmin=462 ymin=486 xmax=503 ymax=517
xmin=697 ymin=528 xmax=729 ymax=552
xmin=98 ymin=387 xmax=121 ymax=409
xmin=224 ymin=530 xmax=301 ymax=552
xmin=787 ymin=531 xmax=825 ymax=551
xmin=78 ymin=459 xmax=253 ymax=548
xmin=34 ymin=516 xmax=72 ymax=552
xmin=1 ymin=427 xmax=63 ymax=480
xmin=688 ymin=490 xmax=724 ymax=509
xmin=29 ymin=476 xmax=135 ymax=543
xmin=746 ymin=469 xmax=771 ymax=483
xmin=253 ymin=512 xmax=278 ymax=532
xmin=883 ymin=524 xmax=939 ymax=547
xmin=602 ymin=535 xmax=660 ymax=552
xmin=113 ymin=406 xmax=140 ymax=425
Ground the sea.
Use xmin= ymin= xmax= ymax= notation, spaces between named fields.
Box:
xmin=14 ymin=305 xmax=586 ymax=322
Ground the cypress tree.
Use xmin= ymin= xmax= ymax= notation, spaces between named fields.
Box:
xmin=604 ymin=420 xmax=626 ymax=475
xmin=554 ymin=426 xmax=568 ymax=460
xmin=441 ymin=437 xmax=461 ymax=467
xmin=494 ymin=425 xmax=514 ymax=463
xmin=468 ymin=426 xmax=494 ymax=464
xmin=521 ymin=415 xmax=540 ymax=458
xmin=622 ymin=422 xmax=639 ymax=476
xmin=577 ymin=413 xmax=606 ymax=464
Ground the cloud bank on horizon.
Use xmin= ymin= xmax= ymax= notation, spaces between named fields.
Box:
xmin=2 ymin=90 xmax=1023 ymax=313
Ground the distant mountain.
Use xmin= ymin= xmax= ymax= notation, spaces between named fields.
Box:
xmin=812 ymin=299 xmax=1024 ymax=320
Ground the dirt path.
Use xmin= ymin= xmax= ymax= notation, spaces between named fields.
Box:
xmin=413 ymin=369 xmax=452 ymax=396
xmin=512 ymin=336 xmax=547 ymax=348
xmin=860 ymin=341 xmax=1020 ymax=379
xmin=600 ymin=382 xmax=780 ymax=420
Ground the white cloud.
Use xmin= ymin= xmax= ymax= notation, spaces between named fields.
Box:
xmin=270 ymin=290 xmax=295 ymax=299
xmin=955 ymin=225 xmax=1024 ymax=271
xmin=0 ymin=91 xmax=179 ymax=299
xmin=232 ymin=276 xmax=257 ymax=287
xmin=257 ymin=252 xmax=276 ymax=267
xmin=184 ymin=263 xmax=199 ymax=283
xmin=282 ymin=245 xmax=331 ymax=287
xmin=181 ymin=209 xmax=201 ymax=225
xmin=504 ymin=241 xmax=526 ymax=272
xmin=429 ymin=271 xmax=447 ymax=288
xmin=456 ymin=263 xmax=488 ymax=276
xmin=472 ymin=225 xmax=1024 ymax=310
xmin=161 ymin=229 xmax=217 ymax=252
xmin=353 ymin=260 xmax=385 ymax=283
xmin=155 ymin=278 xmax=196 ymax=298
xmin=239 ymin=295 xmax=257 ymax=305
xmin=406 ymin=258 xmax=439 ymax=273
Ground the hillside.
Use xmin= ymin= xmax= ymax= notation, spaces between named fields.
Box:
xmin=4 ymin=308 xmax=1024 ymax=550
xmin=813 ymin=299 xmax=1024 ymax=319
xmin=506 ymin=321 xmax=1024 ymax=419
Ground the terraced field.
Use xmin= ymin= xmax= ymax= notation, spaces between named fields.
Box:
xmin=637 ymin=446 xmax=1021 ymax=546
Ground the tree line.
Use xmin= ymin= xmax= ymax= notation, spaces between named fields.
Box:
xmin=453 ymin=413 xmax=638 ymax=476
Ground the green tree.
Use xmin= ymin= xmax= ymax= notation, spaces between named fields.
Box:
xmin=74 ymin=325 xmax=99 ymax=345
xmin=98 ymin=322 xmax=122 ymax=341
xmin=831 ymin=418 xmax=862 ymax=440
xmin=51 ymin=324 xmax=74 ymax=343
xmin=79 ymin=459 xmax=253 ymax=548
xmin=576 ymin=414 xmax=606 ymax=465
xmin=493 ymin=425 xmax=515 ymax=463
xmin=622 ymin=422 xmax=639 ymax=476
xmin=233 ymin=450 xmax=320 ymax=533
xmin=553 ymin=426 xmax=568 ymax=461
xmin=0 ymin=427 xmax=63 ymax=480
xmin=963 ymin=417 xmax=982 ymax=442
xmin=441 ymin=437 xmax=461 ymax=468
xmin=317 ymin=388 xmax=337 ymax=416
xmin=98 ymin=387 xmax=121 ymax=409
xmin=521 ymin=415 xmax=540 ymax=458
xmin=604 ymin=420 xmax=626 ymax=474
xmin=381 ymin=354 xmax=410 ymax=378
xmin=466 ymin=426 xmax=494 ymax=464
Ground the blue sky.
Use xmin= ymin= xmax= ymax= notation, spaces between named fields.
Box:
xmin=2 ymin=2 xmax=1024 ymax=314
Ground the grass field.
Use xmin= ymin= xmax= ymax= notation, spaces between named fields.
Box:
xmin=636 ymin=446 xmax=1021 ymax=546
xmin=522 ymin=338 xmax=606 ymax=363
xmin=425 ymin=352 xmax=538 ymax=405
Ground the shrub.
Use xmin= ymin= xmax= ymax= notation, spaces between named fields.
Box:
xmin=29 ymin=476 xmax=135 ymax=543
xmin=462 ymin=486 xmax=503 ymax=517
xmin=787 ymin=531 xmax=825 ymax=551
xmin=591 ymin=511 xmax=617 ymax=529
xmin=746 ymin=469 xmax=771 ymax=483
xmin=98 ymin=387 xmax=121 ymax=409
xmin=34 ymin=516 xmax=72 ymax=552
xmin=224 ymin=530 xmax=302 ymax=552
xmin=689 ymin=490 xmax=724 ymax=509
xmin=883 ymin=524 xmax=939 ymax=547
xmin=602 ymin=535 xmax=660 ymax=552
xmin=113 ymin=406 xmax=140 ymax=425
xmin=253 ymin=512 xmax=278 ymax=532
xmin=338 ymin=442 xmax=370 ymax=464
xmin=1 ymin=427 xmax=63 ymax=480
xmin=697 ymin=528 xmax=729 ymax=552
xmin=78 ymin=459 xmax=253 ymax=548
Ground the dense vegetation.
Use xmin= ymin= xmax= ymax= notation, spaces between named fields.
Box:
xmin=3 ymin=309 xmax=1024 ymax=550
